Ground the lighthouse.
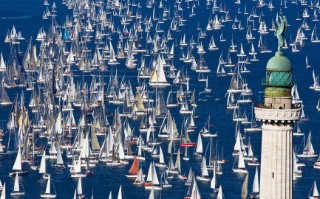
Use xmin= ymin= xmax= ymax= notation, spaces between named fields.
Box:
xmin=254 ymin=17 xmax=301 ymax=199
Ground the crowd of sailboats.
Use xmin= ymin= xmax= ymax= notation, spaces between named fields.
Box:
xmin=0 ymin=0 xmax=318 ymax=198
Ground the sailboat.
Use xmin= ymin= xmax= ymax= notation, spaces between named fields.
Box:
xmin=10 ymin=173 xmax=25 ymax=196
xmin=155 ymin=146 xmax=166 ymax=168
xmin=306 ymin=55 xmax=311 ymax=68
xmin=297 ymin=131 xmax=318 ymax=158
xmin=316 ymin=99 xmax=320 ymax=111
xmin=149 ymin=56 xmax=170 ymax=87
xmin=9 ymin=146 xmax=28 ymax=176
xmin=250 ymin=167 xmax=260 ymax=198
xmin=133 ymin=168 xmax=145 ymax=185
xmin=144 ymin=162 xmax=162 ymax=190
xmin=39 ymin=150 xmax=50 ymax=179
xmin=244 ymin=104 xmax=261 ymax=132
xmin=293 ymin=122 xmax=304 ymax=136
xmin=184 ymin=177 xmax=201 ymax=199
xmin=210 ymin=162 xmax=219 ymax=192
xmin=0 ymin=183 xmax=5 ymax=199
xmin=233 ymin=150 xmax=248 ymax=173
xmin=194 ymin=133 xmax=203 ymax=157
xmin=126 ymin=157 xmax=140 ymax=178
xmin=200 ymin=115 xmax=217 ymax=137
xmin=0 ymin=84 xmax=13 ymax=106
xmin=241 ymin=173 xmax=248 ymax=199
xmin=216 ymin=185 xmax=224 ymax=199
xmin=77 ymin=177 xmax=85 ymax=199
xmin=309 ymin=180 xmax=320 ymax=199
xmin=196 ymin=157 xmax=210 ymax=181
xmin=40 ymin=175 xmax=57 ymax=198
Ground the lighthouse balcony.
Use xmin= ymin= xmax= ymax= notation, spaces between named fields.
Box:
xmin=254 ymin=107 xmax=301 ymax=123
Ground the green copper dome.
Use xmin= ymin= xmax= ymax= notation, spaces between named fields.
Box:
xmin=266 ymin=51 xmax=291 ymax=72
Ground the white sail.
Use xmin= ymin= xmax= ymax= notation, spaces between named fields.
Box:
xmin=238 ymin=150 xmax=246 ymax=169
xmin=159 ymin=146 xmax=165 ymax=164
xmin=252 ymin=167 xmax=260 ymax=193
xmin=117 ymin=185 xmax=123 ymax=199
xmin=195 ymin=133 xmax=203 ymax=154
xmin=0 ymin=183 xmax=5 ymax=199
xmin=14 ymin=173 xmax=20 ymax=192
xmin=305 ymin=131 xmax=315 ymax=154
xmin=217 ymin=185 xmax=223 ymax=199
xmin=312 ymin=180 xmax=320 ymax=197
xmin=45 ymin=175 xmax=51 ymax=194
xmin=201 ymin=157 xmax=209 ymax=177
xmin=210 ymin=162 xmax=216 ymax=189
xmin=12 ymin=147 xmax=22 ymax=171
xmin=39 ymin=150 xmax=46 ymax=174
xmin=77 ymin=177 xmax=83 ymax=195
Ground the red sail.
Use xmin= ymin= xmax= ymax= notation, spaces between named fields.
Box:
xmin=128 ymin=157 xmax=139 ymax=175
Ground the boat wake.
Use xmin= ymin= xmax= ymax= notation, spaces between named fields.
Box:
xmin=1 ymin=15 xmax=34 ymax=20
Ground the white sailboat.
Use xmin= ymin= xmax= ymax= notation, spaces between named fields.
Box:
xmin=10 ymin=173 xmax=25 ymax=196
xmin=233 ymin=150 xmax=248 ymax=173
xmin=40 ymin=175 xmax=57 ymax=198
xmin=194 ymin=133 xmax=203 ymax=157
xmin=216 ymin=185 xmax=224 ymax=199
xmin=316 ymin=99 xmax=320 ymax=111
xmin=39 ymin=150 xmax=50 ymax=179
xmin=306 ymin=55 xmax=311 ymax=68
xmin=9 ymin=146 xmax=28 ymax=176
xmin=144 ymin=162 xmax=162 ymax=190
xmin=149 ymin=56 xmax=170 ymax=87
xmin=133 ymin=168 xmax=145 ymax=185
xmin=309 ymin=180 xmax=320 ymax=199
xmin=250 ymin=167 xmax=260 ymax=198
xmin=0 ymin=183 xmax=5 ymax=199
xmin=196 ymin=157 xmax=210 ymax=181
xmin=297 ymin=131 xmax=318 ymax=158
xmin=155 ymin=146 xmax=166 ymax=168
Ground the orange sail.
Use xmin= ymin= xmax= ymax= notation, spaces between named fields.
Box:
xmin=129 ymin=157 xmax=139 ymax=175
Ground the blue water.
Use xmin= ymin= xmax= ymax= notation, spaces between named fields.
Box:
xmin=0 ymin=0 xmax=319 ymax=198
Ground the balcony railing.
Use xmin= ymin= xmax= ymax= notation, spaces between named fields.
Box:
xmin=254 ymin=107 xmax=301 ymax=122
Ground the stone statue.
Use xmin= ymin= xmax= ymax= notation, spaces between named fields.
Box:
xmin=276 ymin=16 xmax=287 ymax=51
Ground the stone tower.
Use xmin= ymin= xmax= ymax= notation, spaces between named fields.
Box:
xmin=254 ymin=48 xmax=301 ymax=198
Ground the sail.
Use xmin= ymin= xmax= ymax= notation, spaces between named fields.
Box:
xmin=238 ymin=150 xmax=246 ymax=169
xmin=241 ymin=173 xmax=249 ymax=199
xmin=45 ymin=175 xmax=51 ymax=194
xmin=12 ymin=147 xmax=22 ymax=171
xmin=77 ymin=177 xmax=83 ymax=195
xmin=234 ymin=130 xmax=241 ymax=151
xmin=152 ymin=162 xmax=160 ymax=185
xmin=190 ymin=178 xmax=201 ymax=199
xmin=39 ymin=150 xmax=46 ymax=174
xmin=217 ymin=185 xmax=223 ymax=199
xmin=313 ymin=180 xmax=320 ymax=197
xmin=56 ymin=148 xmax=64 ymax=165
xmin=0 ymin=183 xmax=5 ymax=199
xmin=129 ymin=157 xmax=139 ymax=175
xmin=210 ymin=162 xmax=216 ymax=189
xmin=175 ymin=149 xmax=181 ymax=174
xmin=14 ymin=173 xmax=20 ymax=192
xmin=159 ymin=147 xmax=165 ymax=164
xmin=117 ymin=185 xmax=123 ymax=199
xmin=135 ymin=168 xmax=145 ymax=183
xmin=195 ymin=134 xmax=203 ymax=153
xmin=201 ymin=157 xmax=209 ymax=177
xmin=252 ymin=167 xmax=260 ymax=193
xmin=305 ymin=131 xmax=315 ymax=153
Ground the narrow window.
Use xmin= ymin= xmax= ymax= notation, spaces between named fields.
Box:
xmin=272 ymin=172 xmax=274 ymax=179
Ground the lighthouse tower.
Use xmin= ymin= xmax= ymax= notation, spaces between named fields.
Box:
xmin=254 ymin=18 xmax=301 ymax=199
